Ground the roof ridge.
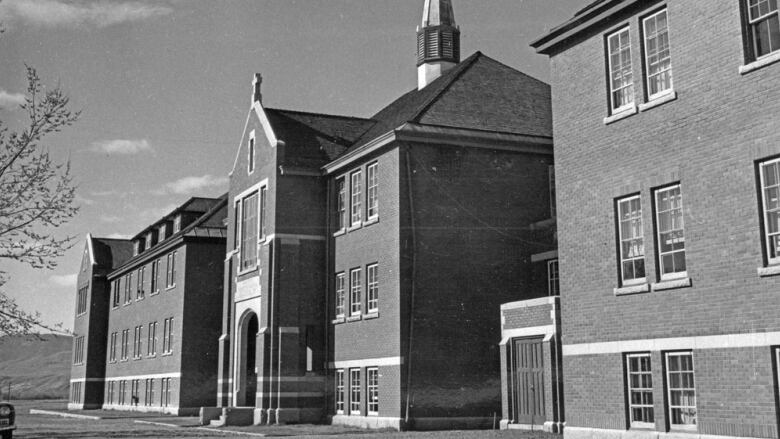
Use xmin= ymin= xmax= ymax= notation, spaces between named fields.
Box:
xmin=265 ymin=107 xmax=374 ymax=122
xmin=475 ymin=52 xmax=550 ymax=87
xmin=93 ymin=237 xmax=131 ymax=242
xmin=409 ymin=51 xmax=484 ymax=124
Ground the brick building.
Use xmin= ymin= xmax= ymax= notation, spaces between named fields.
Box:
xmin=531 ymin=0 xmax=780 ymax=438
xmin=70 ymin=196 xmax=227 ymax=414
xmin=212 ymin=0 xmax=556 ymax=430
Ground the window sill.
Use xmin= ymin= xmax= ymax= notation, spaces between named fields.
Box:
xmin=347 ymin=223 xmax=363 ymax=232
xmin=363 ymin=312 xmax=379 ymax=320
xmin=603 ymin=105 xmax=637 ymax=125
xmin=161 ymin=352 xmax=172 ymax=357
xmin=237 ymin=266 xmax=258 ymax=277
xmin=613 ymin=283 xmax=650 ymax=296
xmin=363 ymin=217 xmax=379 ymax=227
xmin=332 ymin=317 xmax=346 ymax=325
xmin=165 ymin=285 xmax=176 ymax=291
xmin=333 ymin=229 xmax=346 ymax=238
xmin=740 ymin=51 xmax=780 ymax=75
xmin=346 ymin=315 xmax=361 ymax=322
xmin=651 ymin=277 xmax=691 ymax=291
xmin=757 ymin=265 xmax=780 ymax=277
xmin=638 ymin=91 xmax=677 ymax=112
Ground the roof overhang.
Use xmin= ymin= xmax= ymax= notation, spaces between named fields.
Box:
xmin=530 ymin=0 xmax=645 ymax=56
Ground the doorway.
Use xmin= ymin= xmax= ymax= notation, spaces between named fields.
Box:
xmin=236 ymin=312 xmax=258 ymax=407
xmin=511 ymin=337 xmax=545 ymax=425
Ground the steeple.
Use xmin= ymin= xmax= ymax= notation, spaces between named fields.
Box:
xmin=417 ymin=0 xmax=460 ymax=90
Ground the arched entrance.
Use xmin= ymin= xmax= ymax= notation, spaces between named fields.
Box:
xmin=236 ymin=312 xmax=259 ymax=407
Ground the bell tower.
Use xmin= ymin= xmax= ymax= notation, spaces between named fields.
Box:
xmin=417 ymin=0 xmax=460 ymax=90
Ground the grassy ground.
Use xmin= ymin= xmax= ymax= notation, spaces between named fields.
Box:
xmin=11 ymin=400 xmax=559 ymax=439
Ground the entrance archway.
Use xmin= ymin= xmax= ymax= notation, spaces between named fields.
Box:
xmin=236 ymin=312 xmax=259 ymax=407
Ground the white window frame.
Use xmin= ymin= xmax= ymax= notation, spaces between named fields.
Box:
xmin=665 ymin=351 xmax=697 ymax=430
xmin=234 ymin=181 xmax=267 ymax=274
xmin=607 ymin=26 xmax=635 ymax=113
xmin=351 ymin=170 xmax=363 ymax=227
xmin=654 ymin=185 xmax=686 ymax=280
xmin=173 ymin=215 xmax=181 ymax=233
xmin=617 ymin=195 xmax=646 ymax=285
xmin=335 ymin=272 xmax=346 ymax=319
xmin=367 ymin=367 xmax=379 ymax=415
xmin=350 ymin=268 xmax=362 ymax=316
xmin=642 ymin=8 xmax=673 ymax=100
xmin=158 ymin=224 xmax=166 ymax=242
xmin=760 ymin=158 xmax=780 ymax=264
xmin=626 ymin=353 xmax=654 ymax=428
xmin=336 ymin=177 xmax=347 ymax=232
xmin=335 ymin=369 xmax=345 ymax=414
xmin=151 ymin=259 xmax=160 ymax=294
xmin=367 ymin=162 xmax=378 ymax=220
xmin=248 ymin=130 xmax=256 ymax=174
xmin=145 ymin=233 xmax=153 ymax=249
xmin=367 ymin=264 xmax=378 ymax=313
xmin=746 ymin=0 xmax=780 ymax=60
xmin=350 ymin=368 xmax=361 ymax=415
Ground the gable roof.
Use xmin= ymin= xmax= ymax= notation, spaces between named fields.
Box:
xmin=90 ymin=237 xmax=134 ymax=270
xmin=345 ymin=51 xmax=551 ymax=154
xmin=264 ymin=108 xmax=375 ymax=168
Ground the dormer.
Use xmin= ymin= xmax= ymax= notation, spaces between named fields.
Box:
xmin=133 ymin=239 xmax=145 ymax=256
xmin=145 ymin=230 xmax=157 ymax=249
xmin=173 ymin=215 xmax=182 ymax=234
xmin=158 ymin=223 xmax=168 ymax=242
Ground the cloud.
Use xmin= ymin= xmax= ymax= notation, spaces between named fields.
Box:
xmin=75 ymin=194 xmax=95 ymax=206
xmin=90 ymin=139 xmax=151 ymax=155
xmin=99 ymin=214 xmax=122 ymax=223
xmin=0 ymin=0 xmax=173 ymax=29
xmin=49 ymin=273 xmax=77 ymax=287
xmin=155 ymin=174 xmax=228 ymax=195
xmin=0 ymin=90 xmax=26 ymax=110
xmin=139 ymin=203 xmax=178 ymax=221
xmin=104 ymin=233 xmax=131 ymax=239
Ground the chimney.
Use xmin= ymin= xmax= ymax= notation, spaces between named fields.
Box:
xmin=252 ymin=73 xmax=262 ymax=105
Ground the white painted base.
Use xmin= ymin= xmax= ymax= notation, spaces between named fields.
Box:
xmin=331 ymin=414 xmax=404 ymax=430
xmin=100 ymin=404 xmax=197 ymax=416
xmin=565 ymin=426 xmax=768 ymax=439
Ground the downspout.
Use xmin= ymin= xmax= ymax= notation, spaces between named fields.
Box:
xmin=267 ymin=239 xmax=276 ymax=413
xmin=324 ymin=176 xmax=332 ymax=406
xmin=403 ymin=144 xmax=417 ymax=426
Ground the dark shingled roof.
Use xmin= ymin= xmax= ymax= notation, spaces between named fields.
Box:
xmin=345 ymin=51 xmax=551 ymax=154
xmin=91 ymin=237 xmax=134 ymax=270
xmin=264 ymin=108 xmax=375 ymax=168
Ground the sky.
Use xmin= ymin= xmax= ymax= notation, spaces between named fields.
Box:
xmin=0 ymin=0 xmax=591 ymax=332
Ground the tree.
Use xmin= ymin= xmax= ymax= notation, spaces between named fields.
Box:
xmin=0 ymin=66 xmax=80 ymax=336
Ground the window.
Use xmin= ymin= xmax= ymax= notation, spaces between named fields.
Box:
xmin=173 ymin=215 xmax=181 ymax=233
xmin=642 ymin=9 xmax=673 ymax=98
xmin=118 ymin=380 xmax=125 ymax=405
xmin=760 ymin=158 xmax=780 ymax=263
xmin=351 ymin=170 xmax=362 ymax=226
xmin=240 ymin=192 xmax=258 ymax=269
xmin=145 ymin=233 xmax=153 ymax=249
xmin=549 ymin=165 xmax=556 ymax=218
xmin=133 ymin=325 xmax=143 ymax=359
xmin=335 ymin=369 xmax=345 ymax=414
xmin=607 ymin=27 xmax=634 ymax=112
xmin=131 ymin=379 xmax=140 ymax=406
xmin=124 ymin=273 xmax=132 ymax=304
xmin=136 ymin=267 xmax=145 ymax=300
xmin=350 ymin=268 xmax=362 ymax=316
xmin=335 ymin=273 xmax=346 ymax=318
xmin=234 ymin=201 xmax=241 ymax=248
xmin=162 ymin=317 xmax=174 ymax=354
xmin=77 ymin=286 xmax=88 ymax=315
xmin=617 ymin=195 xmax=646 ymax=284
xmin=71 ymin=382 xmax=81 ymax=403
xmin=248 ymin=137 xmax=255 ymax=173
xmin=548 ymin=259 xmax=560 ymax=296
xmin=655 ymin=185 xmax=686 ymax=279
xmin=367 ymin=163 xmax=378 ymax=219
xmin=145 ymin=379 xmax=155 ymax=406
xmin=666 ymin=352 xmax=696 ymax=427
xmin=745 ymin=0 xmax=780 ymax=59
xmin=134 ymin=241 xmax=140 ymax=256
xmin=107 ymin=381 xmax=115 ymax=405
xmin=260 ymin=186 xmax=268 ymax=240
xmin=73 ymin=336 xmax=84 ymax=365
xmin=109 ymin=332 xmax=117 ymax=363
xmin=112 ymin=280 xmax=120 ymax=308
xmin=367 ymin=264 xmax=378 ymax=313
xmin=367 ymin=367 xmax=379 ymax=415
xmin=147 ymin=321 xmax=157 ymax=356
xmin=350 ymin=368 xmax=361 ymax=415
xmin=160 ymin=378 xmax=171 ymax=407
xmin=166 ymin=251 xmax=177 ymax=287
xmin=158 ymin=224 xmax=167 ymax=241
xmin=337 ymin=178 xmax=347 ymax=231
xmin=151 ymin=259 xmax=160 ymax=293
xmin=121 ymin=329 xmax=129 ymax=361
xmin=627 ymin=354 xmax=654 ymax=427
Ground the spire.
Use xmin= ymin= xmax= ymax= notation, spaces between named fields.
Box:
xmin=417 ymin=0 xmax=460 ymax=90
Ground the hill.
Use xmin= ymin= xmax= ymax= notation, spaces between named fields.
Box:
xmin=0 ymin=334 xmax=72 ymax=400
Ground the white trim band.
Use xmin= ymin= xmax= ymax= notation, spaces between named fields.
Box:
xmin=256 ymin=392 xmax=323 ymax=398
xmin=501 ymin=296 xmax=556 ymax=311
xmin=329 ymin=356 xmax=404 ymax=369
xmin=104 ymin=372 xmax=181 ymax=381
xmin=69 ymin=378 xmax=104 ymax=383
xmin=500 ymin=325 xmax=556 ymax=345
xmin=563 ymin=331 xmax=780 ymax=356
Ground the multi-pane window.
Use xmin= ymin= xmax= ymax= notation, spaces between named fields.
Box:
xmin=618 ymin=195 xmax=645 ymax=284
xmin=234 ymin=201 xmax=241 ymax=248
xmin=145 ymin=379 xmax=155 ymax=406
xmin=548 ymin=259 xmax=560 ymax=296
xmin=627 ymin=354 xmax=654 ymax=426
xmin=151 ymin=259 xmax=159 ymax=293
xmin=73 ymin=336 xmax=84 ymax=365
xmin=147 ymin=321 xmax=157 ymax=357
xmin=107 ymin=381 xmax=115 ymax=405
xmin=248 ymin=137 xmax=255 ymax=173
xmin=607 ymin=27 xmax=634 ymax=112
xmin=240 ymin=192 xmax=258 ymax=269
xmin=746 ymin=0 xmax=780 ymax=59
xmin=124 ymin=273 xmax=132 ymax=304
xmin=760 ymin=158 xmax=780 ymax=263
xmin=350 ymin=268 xmax=362 ymax=316
xmin=351 ymin=170 xmax=363 ymax=226
xmin=173 ymin=215 xmax=181 ymax=234
xmin=160 ymin=378 xmax=171 ymax=407
xmin=335 ymin=369 xmax=345 ymax=414
xmin=131 ymin=379 xmax=140 ymax=406
xmin=666 ymin=352 xmax=697 ymax=427
xmin=367 ymin=163 xmax=378 ymax=219
xmin=350 ymin=368 xmax=361 ymax=415
xmin=162 ymin=317 xmax=174 ymax=354
xmin=118 ymin=380 xmax=126 ymax=405
xmin=77 ymin=286 xmax=88 ymax=315
xmin=367 ymin=264 xmax=378 ymax=313
xmin=133 ymin=325 xmax=143 ymax=359
xmin=71 ymin=382 xmax=81 ymax=403
xmin=260 ymin=186 xmax=268 ymax=240
xmin=166 ymin=251 xmax=177 ymax=287
xmin=655 ymin=185 xmax=686 ymax=279
xmin=120 ymin=329 xmax=129 ymax=361
xmin=112 ymin=280 xmax=120 ymax=308
xmin=643 ymin=9 xmax=672 ymax=98
xmin=337 ymin=178 xmax=347 ymax=231
xmin=145 ymin=233 xmax=153 ymax=249
xmin=109 ymin=332 xmax=117 ymax=362
xmin=367 ymin=367 xmax=379 ymax=415
xmin=549 ymin=165 xmax=556 ymax=218
xmin=136 ymin=267 xmax=145 ymax=300
xmin=335 ymin=273 xmax=346 ymax=318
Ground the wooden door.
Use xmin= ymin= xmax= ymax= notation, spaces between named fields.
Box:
xmin=512 ymin=338 xmax=545 ymax=424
